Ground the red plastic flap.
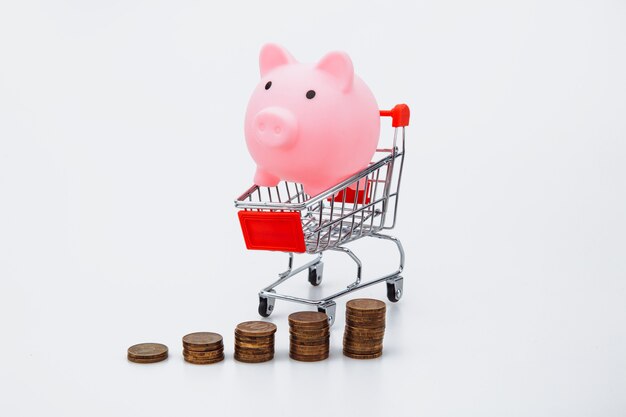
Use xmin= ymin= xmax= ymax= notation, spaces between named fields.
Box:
xmin=329 ymin=180 xmax=372 ymax=205
xmin=238 ymin=210 xmax=306 ymax=253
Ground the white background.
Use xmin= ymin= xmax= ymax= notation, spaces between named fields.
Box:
xmin=1 ymin=1 xmax=625 ymax=416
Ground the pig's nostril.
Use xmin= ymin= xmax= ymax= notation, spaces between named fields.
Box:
xmin=253 ymin=108 xmax=296 ymax=147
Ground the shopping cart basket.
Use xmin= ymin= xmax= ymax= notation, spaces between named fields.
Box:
xmin=235 ymin=104 xmax=410 ymax=325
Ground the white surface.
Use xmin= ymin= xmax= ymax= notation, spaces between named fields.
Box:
xmin=1 ymin=1 xmax=625 ymax=416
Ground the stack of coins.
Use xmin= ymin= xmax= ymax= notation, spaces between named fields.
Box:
xmin=289 ymin=311 xmax=330 ymax=362
xmin=234 ymin=321 xmax=276 ymax=363
xmin=343 ymin=298 xmax=386 ymax=359
xmin=182 ymin=332 xmax=224 ymax=364
xmin=127 ymin=343 xmax=168 ymax=364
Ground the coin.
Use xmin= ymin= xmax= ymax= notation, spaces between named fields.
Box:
xmin=184 ymin=354 xmax=225 ymax=365
xmin=343 ymin=340 xmax=384 ymax=349
xmin=233 ymin=321 xmax=276 ymax=363
xmin=288 ymin=333 xmax=330 ymax=342
xmin=127 ymin=343 xmax=168 ymax=363
xmin=234 ymin=352 xmax=274 ymax=363
xmin=235 ymin=321 xmax=277 ymax=337
xmin=345 ymin=317 xmax=386 ymax=326
xmin=235 ymin=341 xmax=275 ymax=350
xmin=346 ymin=298 xmax=386 ymax=313
xmin=343 ymin=350 xmax=383 ymax=360
xmin=288 ymin=326 xmax=330 ymax=335
xmin=289 ymin=352 xmax=329 ymax=362
xmin=288 ymin=311 xmax=331 ymax=362
xmin=180 ymin=331 xmax=225 ymax=365
xmin=343 ymin=298 xmax=387 ymax=359
xmin=289 ymin=335 xmax=329 ymax=344
xmin=182 ymin=332 xmax=223 ymax=350
xmin=288 ymin=311 xmax=329 ymax=328
xmin=289 ymin=345 xmax=329 ymax=355
xmin=183 ymin=348 xmax=224 ymax=359
xmin=234 ymin=335 xmax=274 ymax=344
xmin=235 ymin=345 xmax=271 ymax=353
xmin=343 ymin=343 xmax=384 ymax=354
xmin=344 ymin=324 xmax=386 ymax=333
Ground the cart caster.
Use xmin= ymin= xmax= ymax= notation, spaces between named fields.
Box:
xmin=308 ymin=262 xmax=324 ymax=286
xmin=317 ymin=301 xmax=336 ymax=326
xmin=386 ymin=276 xmax=403 ymax=303
xmin=258 ymin=290 xmax=276 ymax=317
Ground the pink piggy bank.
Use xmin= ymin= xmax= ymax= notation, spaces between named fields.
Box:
xmin=244 ymin=44 xmax=380 ymax=197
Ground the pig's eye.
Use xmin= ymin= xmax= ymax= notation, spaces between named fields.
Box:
xmin=265 ymin=81 xmax=272 ymax=90
xmin=306 ymin=90 xmax=316 ymax=99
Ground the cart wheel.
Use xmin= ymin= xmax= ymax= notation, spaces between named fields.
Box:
xmin=386 ymin=276 xmax=404 ymax=303
xmin=258 ymin=291 xmax=276 ymax=317
xmin=308 ymin=262 xmax=324 ymax=286
xmin=317 ymin=301 xmax=336 ymax=326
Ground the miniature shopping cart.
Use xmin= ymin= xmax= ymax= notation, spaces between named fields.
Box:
xmin=235 ymin=104 xmax=410 ymax=325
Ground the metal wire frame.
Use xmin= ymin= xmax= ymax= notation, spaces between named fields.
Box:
xmin=234 ymin=126 xmax=407 ymax=324
xmin=235 ymin=127 xmax=406 ymax=254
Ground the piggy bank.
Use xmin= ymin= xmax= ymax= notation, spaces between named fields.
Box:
xmin=244 ymin=44 xmax=380 ymax=197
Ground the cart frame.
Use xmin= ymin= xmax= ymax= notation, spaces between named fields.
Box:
xmin=235 ymin=104 xmax=410 ymax=325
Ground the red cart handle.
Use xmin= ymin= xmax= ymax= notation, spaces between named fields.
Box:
xmin=380 ymin=104 xmax=410 ymax=127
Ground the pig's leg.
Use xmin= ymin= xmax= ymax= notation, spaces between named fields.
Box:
xmin=305 ymin=176 xmax=361 ymax=197
xmin=303 ymin=185 xmax=325 ymax=197
xmin=303 ymin=180 xmax=334 ymax=197
xmin=347 ymin=177 xmax=367 ymax=191
xmin=254 ymin=167 xmax=280 ymax=187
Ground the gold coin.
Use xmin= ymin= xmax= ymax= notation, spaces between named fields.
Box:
xmin=127 ymin=343 xmax=168 ymax=363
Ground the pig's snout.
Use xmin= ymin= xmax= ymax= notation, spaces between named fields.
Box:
xmin=253 ymin=107 xmax=298 ymax=148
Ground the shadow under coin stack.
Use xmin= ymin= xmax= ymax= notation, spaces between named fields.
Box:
xmin=288 ymin=311 xmax=330 ymax=362
xmin=182 ymin=332 xmax=224 ymax=364
xmin=343 ymin=298 xmax=386 ymax=359
xmin=234 ymin=321 xmax=277 ymax=363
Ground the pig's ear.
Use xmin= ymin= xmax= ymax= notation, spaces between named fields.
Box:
xmin=316 ymin=51 xmax=354 ymax=93
xmin=259 ymin=44 xmax=296 ymax=77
